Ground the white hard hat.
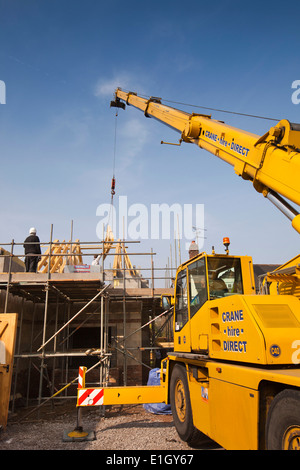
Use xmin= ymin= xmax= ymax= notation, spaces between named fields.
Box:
xmin=29 ymin=227 xmax=37 ymax=234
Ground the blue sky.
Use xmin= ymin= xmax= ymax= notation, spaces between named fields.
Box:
xmin=0 ymin=0 xmax=300 ymax=278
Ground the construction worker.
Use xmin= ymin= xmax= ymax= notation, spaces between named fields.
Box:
xmin=23 ymin=227 xmax=41 ymax=273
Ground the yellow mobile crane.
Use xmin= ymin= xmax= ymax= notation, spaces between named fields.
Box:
xmin=75 ymin=89 xmax=300 ymax=450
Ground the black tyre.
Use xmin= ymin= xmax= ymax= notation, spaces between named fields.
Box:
xmin=170 ymin=363 xmax=207 ymax=447
xmin=266 ymin=389 xmax=300 ymax=450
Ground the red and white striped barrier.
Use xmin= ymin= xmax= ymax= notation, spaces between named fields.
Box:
xmin=77 ymin=388 xmax=104 ymax=407
xmin=78 ymin=366 xmax=86 ymax=389
xmin=77 ymin=367 xmax=104 ymax=407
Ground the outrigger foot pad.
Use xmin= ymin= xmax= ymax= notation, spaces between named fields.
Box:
xmin=62 ymin=427 xmax=96 ymax=442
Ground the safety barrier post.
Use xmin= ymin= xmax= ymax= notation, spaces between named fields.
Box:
xmin=78 ymin=366 xmax=86 ymax=389
xmin=62 ymin=366 xmax=95 ymax=442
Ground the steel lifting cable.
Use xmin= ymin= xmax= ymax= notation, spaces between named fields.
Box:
xmin=107 ymin=109 xmax=118 ymax=233
xmin=119 ymin=88 xmax=280 ymax=122
xmin=111 ymin=108 xmax=118 ymax=194
xmin=161 ymin=98 xmax=281 ymax=122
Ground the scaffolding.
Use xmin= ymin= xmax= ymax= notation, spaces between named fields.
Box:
xmin=0 ymin=226 xmax=174 ymax=418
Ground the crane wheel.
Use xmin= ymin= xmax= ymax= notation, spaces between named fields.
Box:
xmin=170 ymin=363 xmax=207 ymax=448
xmin=266 ymin=389 xmax=300 ymax=450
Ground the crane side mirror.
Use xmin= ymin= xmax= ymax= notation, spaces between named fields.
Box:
xmin=161 ymin=295 xmax=174 ymax=310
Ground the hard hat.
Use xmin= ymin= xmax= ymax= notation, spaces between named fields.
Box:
xmin=29 ymin=227 xmax=37 ymax=234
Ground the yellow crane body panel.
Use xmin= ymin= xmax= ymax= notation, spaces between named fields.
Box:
xmin=185 ymin=294 xmax=300 ymax=366
xmin=0 ymin=313 xmax=18 ymax=428
xmin=183 ymin=359 xmax=300 ymax=450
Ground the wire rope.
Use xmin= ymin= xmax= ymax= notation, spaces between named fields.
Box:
xmin=161 ymin=98 xmax=280 ymax=122
xmin=119 ymin=88 xmax=280 ymax=122
xmin=106 ymin=109 xmax=118 ymax=236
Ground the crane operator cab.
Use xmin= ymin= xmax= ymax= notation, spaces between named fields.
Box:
xmin=166 ymin=239 xmax=300 ymax=366
xmin=165 ymin=239 xmax=256 ymax=357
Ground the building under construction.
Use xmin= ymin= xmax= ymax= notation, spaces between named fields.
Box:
xmin=0 ymin=225 xmax=174 ymax=417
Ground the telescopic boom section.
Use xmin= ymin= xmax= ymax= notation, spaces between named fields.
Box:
xmin=111 ymin=88 xmax=300 ymax=234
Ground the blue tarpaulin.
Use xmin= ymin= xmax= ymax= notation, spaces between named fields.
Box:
xmin=143 ymin=368 xmax=172 ymax=415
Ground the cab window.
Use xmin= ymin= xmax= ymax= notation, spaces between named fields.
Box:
xmin=175 ymin=269 xmax=188 ymax=331
xmin=207 ymin=257 xmax=243 ymax=299
xmin=188 ymin=257 xmax=208 ymax=318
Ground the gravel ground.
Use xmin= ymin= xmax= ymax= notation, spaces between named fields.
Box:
xmin=0 ymin=401 xmax=221 ymax=451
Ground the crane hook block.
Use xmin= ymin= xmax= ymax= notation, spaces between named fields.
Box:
xmin=111 ymin=177 xmax=116 ymax=195
xmin=110 ymin=97 xmax=125 ymax=110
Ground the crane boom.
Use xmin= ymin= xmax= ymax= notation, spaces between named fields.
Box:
xmin=111 ymin=88 xmax=300 ymax=234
